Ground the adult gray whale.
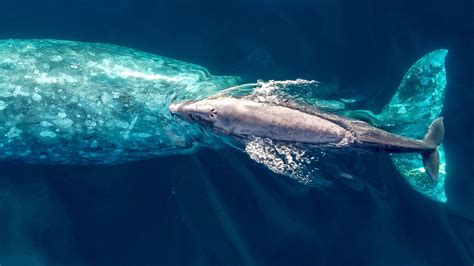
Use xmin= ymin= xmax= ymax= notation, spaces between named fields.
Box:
xmin=169 ymin=97 xmax=444 ymax=181
xmin=0 ymin=39 xmax=240 ymax=163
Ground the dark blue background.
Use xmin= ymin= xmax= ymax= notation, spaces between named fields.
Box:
xmin=0 ymin=0 xmax=473 ymax=265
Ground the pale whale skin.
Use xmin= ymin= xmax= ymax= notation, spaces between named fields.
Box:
xmin=169 ymin=97 xmax=444 ymax=181
xmin=0 ymin=39 xmax=240 ymax=163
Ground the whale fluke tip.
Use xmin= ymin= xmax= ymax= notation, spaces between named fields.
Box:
xmin=421 ymin=117 xmax=445 ymax=182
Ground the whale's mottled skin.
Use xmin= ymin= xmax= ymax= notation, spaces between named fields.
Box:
xmin=0 ymin=39 xmax=240 ymax=163
xmin=169 ymin=97 xmax=445 ymax=181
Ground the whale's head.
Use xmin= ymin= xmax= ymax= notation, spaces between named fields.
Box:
xmin=169 ymin=97 xmax=254 ymax=134
xmin=169 ymin=99 xmax=220 ymax=127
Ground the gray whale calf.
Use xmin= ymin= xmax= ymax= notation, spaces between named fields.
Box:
xmin=169 ymin=97 xmax=444 ymax=181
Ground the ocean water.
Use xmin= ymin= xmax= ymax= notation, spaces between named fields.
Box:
xmin=0 ymin=0 xmax=473 ymax=265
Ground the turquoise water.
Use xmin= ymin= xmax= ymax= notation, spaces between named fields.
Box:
xmin=0 ymin=1 xmax=472 ymax=265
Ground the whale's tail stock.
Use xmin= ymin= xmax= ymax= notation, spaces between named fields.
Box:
xmin=421 ymin=117 xmax=445 ymax=182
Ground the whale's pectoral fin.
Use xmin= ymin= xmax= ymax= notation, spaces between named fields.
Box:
xmin=242 ymin=137 xmax=370 ymax=190
xmin=420 ymin=117 xmax=445 ymax=182
xmin=243 ymin=137 xmax=332 ymax=187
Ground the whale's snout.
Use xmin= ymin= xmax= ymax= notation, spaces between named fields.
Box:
xmin=169 ymin=101 xmax=193 ymax=115
xmin=169 ymin=100 xmax=195 ymax=120
xmin=169 ymin=102 xmax=182 ymax=114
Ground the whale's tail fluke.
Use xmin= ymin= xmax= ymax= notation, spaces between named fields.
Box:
xmin=421 ymin=117 xmax=445 ymax=182
xmin=374 ymin=49 xmax=448 ymax=202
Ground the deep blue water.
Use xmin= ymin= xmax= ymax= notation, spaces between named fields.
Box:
xmin=0 ymin=0 xmax=473 ymax=265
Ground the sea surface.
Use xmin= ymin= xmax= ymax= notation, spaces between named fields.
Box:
xmin=0 ymin=0 xmax=473 ymax=265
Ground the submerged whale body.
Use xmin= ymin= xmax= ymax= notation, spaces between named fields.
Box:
xmin=0 ymin=39 xmax=240 ymax=163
